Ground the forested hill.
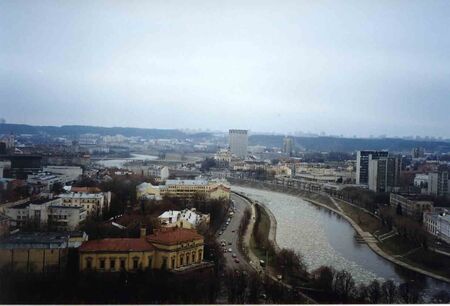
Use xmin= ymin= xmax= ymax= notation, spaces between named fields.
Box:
xmin=0 ymin=124 xmax=211 ymax=139
xmin=249 ymin=134 xmax=450 ymax=153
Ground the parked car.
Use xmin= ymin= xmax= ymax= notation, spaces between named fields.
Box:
xmin=234 ymin=258 xmax=240 ymax=263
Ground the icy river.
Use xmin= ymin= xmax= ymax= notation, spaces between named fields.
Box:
xmin=232 ymin=186 xmax=450 ymax=299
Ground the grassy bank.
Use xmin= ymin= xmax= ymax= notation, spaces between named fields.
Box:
xmin=250 ymin=204 xmax=275 ymax=265
xmin=232 ymin=179 xmax=450 ymax=280
xmin=337 ymin=199 xmax=450 ymax=279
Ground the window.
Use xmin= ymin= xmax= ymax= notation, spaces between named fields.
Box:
xmin=148 ymin=256 xmax=153 ymax=268
xmin=120 ymin=258 xmax=126 ymax=270
xmin=133 ymin=258 xmax=139 ymax=270
xmin=171 ymin=257 xmax=175 ymax=269
xmin=99 ymin=258 xmax=105 ymax=270
xmin=180 ymin=254 xmax=184 ymax=266
xmin=198 ymin=250 xmax=202 ymax=262
xmin=186 ymin=255 xmax=190 ymax=265
xmin=86 ymin=258 xmax=92 ymax=269
xmin=192 ymin=252 xmax=195 ymax=263
xmin=110 ymin=258 xmax=116 ymax=271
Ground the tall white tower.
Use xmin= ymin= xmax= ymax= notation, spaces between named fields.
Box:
xmin=229 ymin=129 xmax=248 ymax=159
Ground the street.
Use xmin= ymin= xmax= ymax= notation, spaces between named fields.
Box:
xmin=218 ymin=193 xmax=253 ymax=271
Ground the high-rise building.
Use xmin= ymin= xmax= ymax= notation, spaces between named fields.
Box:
xmin=368 ymin=155 xmax=401 ymax=192
xmin=229 ymin=129 xmax=248 ymax=159
xmin=356 ymin=150 xmax=389 ymax=185
xmin=282 ymin=137 xmax=294 ymax=157
xmin=411 ymin=147 xmax=425 ymax=158
xmin=428 ymin=165 xmax=449 ymax=197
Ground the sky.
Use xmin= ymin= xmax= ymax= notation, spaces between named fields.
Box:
xmin=1 ymin=0 xmax=450 ymax=138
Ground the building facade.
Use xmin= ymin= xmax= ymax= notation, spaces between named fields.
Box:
xmin=423 ymin=208 xmax=450 ymax=243
xmin=282 ymin=137 xmax=294 ymax=157
xmin=356 ymin=150 xmax=389 ymax=185
xmin=0 ymin=231 xmax=87 ymax=272
xmin=390 ymin=193 xmax=434 ymax=220
xmin=58 ymin=191 xmax=111 ymax=216
xmin=229 ymin=129 xmax=248 ymax=159
xmin=137 ymin=179 xmax=230 ymax=201
xmin=368 ymin=156 xmax=400 ymax=192
xmin=4 ymin=197 xmax=86 ymax=231
xmin=79 ymin=227 xmax=204 ymax=272
xmin=427 ymin=165 xmax=449 ymax=197
xmin=158 ymin=208 xmax=210 ymax=229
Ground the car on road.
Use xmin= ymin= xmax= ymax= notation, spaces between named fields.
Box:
xmin=228 ymin=248 xmax=232 ymax=252
xmin=219 ymin=231 xmax=223 ymax=235
xmin=232 ymin=253 xmax=237 ymax=258
xmin=232 ymin=230 xmax=235 ymax=233
xmin=226 ymin=222 xmax=229 ymax=225
xmin=228 ymin=241 xmax=232 ymax=245
xmin=234 ymin=258 xmax=240 ymax=263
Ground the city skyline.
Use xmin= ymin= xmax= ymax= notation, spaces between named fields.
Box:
xmin=1 ymin=0 xmax=450 ymax=138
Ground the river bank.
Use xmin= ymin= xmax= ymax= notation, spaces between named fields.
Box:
xmin=231 ymin=179 xmax=450 ymax=284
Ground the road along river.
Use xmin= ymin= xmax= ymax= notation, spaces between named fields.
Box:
xmin=232 ymin=185 xmax=450 ymax=300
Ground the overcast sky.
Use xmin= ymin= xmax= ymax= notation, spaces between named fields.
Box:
xmin=1 ymin=0 xmax=449 ymax=137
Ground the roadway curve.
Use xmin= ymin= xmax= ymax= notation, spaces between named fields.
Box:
xmin=219 ymin=193 xmax=253 ymax=271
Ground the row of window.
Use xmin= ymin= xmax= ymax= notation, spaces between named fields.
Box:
xmin=86 ymin=256 xmax=146 ymax=271
xmin=85 ymin=250 xmax=203 ymax=271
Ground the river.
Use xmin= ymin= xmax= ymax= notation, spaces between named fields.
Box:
xmin=94 ymin=153 xmax=158 ymax=168
xmin=232 ymin=185 xmax=450 ymax=300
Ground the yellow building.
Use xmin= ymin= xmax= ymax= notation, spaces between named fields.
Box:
xmin=136 ymin=179 xmax=230 ymax=201
xmin=0 ymin=232 xmax=87 ymax=272
xmin=79 ymin=227 xmax=205 ymax=272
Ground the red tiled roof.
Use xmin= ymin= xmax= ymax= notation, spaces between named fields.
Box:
xmin=79 ymin=238 xmax=154 ymax=252
xmin=147 ymin=228 xmax=203 ymax=245
xmin=71 ymin=186 xmax=102 ymax=193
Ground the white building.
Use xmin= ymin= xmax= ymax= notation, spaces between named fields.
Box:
xmin=423 ymin=208 xmax=450 ymax=243
xmin=43 ymin=166 xmax=83 ymax=180
xmin=414 ymin=174 xmax=429 ymax=188
xmin=148 ymin=166 xmax=170 ymax=181
xmin=27 ymin=166 xmax=82 ymax=192
xmin=158 ymin=208 xmax=210 ymax=229
xmin=229 ymin=129 xmax=248 ymax=159
xmin=428 ymin=165 xmax=449 ymax=197
xmin=4 ymin=197 xmax=86 ymax=230
xmin=58 ymin=191 xmax=110 ymax=216
xmin=137 ymin=178 xmax=230 ymax=201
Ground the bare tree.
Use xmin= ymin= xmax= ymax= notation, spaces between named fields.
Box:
xmin=381 ymin=279 xmax=398 ymax=304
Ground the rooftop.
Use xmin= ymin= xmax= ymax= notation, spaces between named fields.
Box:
xmin=59 ymin=192 xmax=103 ymax=199
xmin=80 ymin=238 xmax=154 ymax=252
xmin=165 ymin=179 xmax=208 ymax=186
xmin=147 ymin=227 xmax=203 ymax=245
xmin=10 ymin=197 xmax=60 ymax=209
xmin=70 ymin=186 xmax=102 ymax=193
xmin=0 ymin=232 xmax=70 ymax=248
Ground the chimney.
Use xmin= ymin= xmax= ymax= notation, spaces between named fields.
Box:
xmin=140 ymin=226 xmax=146 ymax=239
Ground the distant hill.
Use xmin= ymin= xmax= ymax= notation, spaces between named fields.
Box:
xmin=0 ymin=124 xmax=210 ymax=139
xmin=249 ymin=135 xmax=450 ymax=153
xmin=2 ymin=123 xmax=449 ymax=153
